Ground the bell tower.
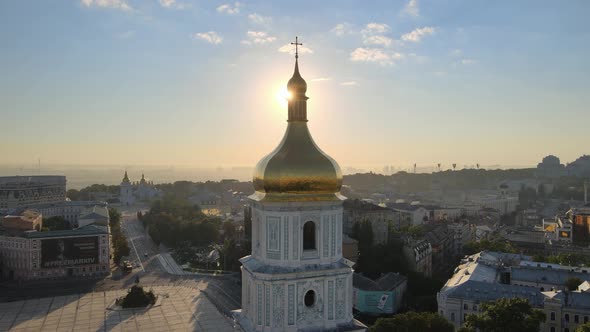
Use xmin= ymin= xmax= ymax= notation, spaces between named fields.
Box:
xmin=233 ymin=37 xmax=366 ymax=332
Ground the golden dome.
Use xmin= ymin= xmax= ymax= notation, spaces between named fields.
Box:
xmin=251 ymin=57 xmax=343 ymax=202
xmin=287 ymin=60 xmax=307 ymax=96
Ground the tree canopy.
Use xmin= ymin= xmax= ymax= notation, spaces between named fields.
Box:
xmin=459 ymin=298 xmax=545 ymax=332
xmin=462 ymin=239 xmax=517 ymax=255
xmin=67 ymin=184 xmax=120 ymax=201
xmin=370 ymin=311 xmax=454 ymax=332
xmin=534 ymin=253 xmax=590 ymax=267
xmin=42 ymin=216 xmax=71 ymax=231
xmin=109 ymin=207 xmax=129 ymax=264
xmin=141 ymin=197 xmax=220 ymax=247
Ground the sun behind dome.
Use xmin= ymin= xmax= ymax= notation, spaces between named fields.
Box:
xmin=251 ymin=56 xmax=343 ymax=202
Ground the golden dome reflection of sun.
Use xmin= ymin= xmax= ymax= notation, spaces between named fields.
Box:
xmin=252 ymin=53 xmax=343 ymax=203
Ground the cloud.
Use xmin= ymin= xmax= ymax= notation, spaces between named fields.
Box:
xmin=193 ymin=31 xmax=223 ymax=45
xmin=332 ymin=23 xmax=353 ymax=37
xmin=350 ymin=48 xmax=398 ymax=66
xmin=460 ymin=58 xmax=477 ymax=65
xmin=359 ymin=23 xmax=393 ymax=47
xmin=402 ymin=0 xmax=419 ymax=17
xmin=241 ymin=31 xmax=276 ymax=45
xmin=361 ymin=23 xmax=390 ymax=35
xmin=80 ymin=0 xmax=131 ymax=11
xmin=217 ymin=2 xmax=241 ymax=15
xmin=159 ymin=0 xmax=187 ymax=9
xmin=310 ymin=77 xmax=332 ymax=82
xmin=363 ymin=35 xmax=393 ymax=47
xmin=248 ymin=13 xmax=271 ymax=25
xmin=278 ymin=43 xmax=313 ymax=55
xmin=340 ymin=81 xmax=359 ymax=86
xmin=401 ymin=26 xmax=436 ymax=42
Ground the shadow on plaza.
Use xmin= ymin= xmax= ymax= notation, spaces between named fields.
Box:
xmin=3 ymin=293 xmax=83 ymax=330
xmin=0 ymin=277 xmax=99 ymax=302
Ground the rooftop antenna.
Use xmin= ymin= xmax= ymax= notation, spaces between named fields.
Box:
xmin=38 ymin=158 xmax=41 ymax=175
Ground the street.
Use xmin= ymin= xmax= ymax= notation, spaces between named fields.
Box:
xmin=119 ymin=208 xmax=167 ymax=274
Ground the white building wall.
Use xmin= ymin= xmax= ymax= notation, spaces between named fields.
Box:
xmin=239 ymin=200 xmax=356 ymax=331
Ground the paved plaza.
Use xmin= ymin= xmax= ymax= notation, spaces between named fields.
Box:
xmin=0 ymin=285 xmax=236 ymax=331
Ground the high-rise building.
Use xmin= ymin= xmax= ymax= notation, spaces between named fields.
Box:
xmin=234 ymin=43 xmax=365 ymax=331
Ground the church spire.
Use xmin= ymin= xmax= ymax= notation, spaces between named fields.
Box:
xmin=287 ymin=36 xmax=308 ymax=122
xmin=122 ymin=170 xmax=130 ymax=185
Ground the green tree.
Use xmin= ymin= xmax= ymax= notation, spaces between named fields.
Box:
xmin=462 ymin=239 xmax=516 ymax=255
xmin=108 ymin=207 xmax=121 ymax=227
xmin=577 ymin=322 xmax=590 ymax=332
xmin=222 ymin=221 xmax=236 ymax=240
xmin=43 ymin=216 xmax=70 ymax=231
xmin=358 ymin=219 xmax=374 ymax=252
xmin=244 ymin=205 xmax=252 ymax=239
xmin=566 ymin=277 xmax=584 ymax=291
xmin=460 ymin=298 xmax=546 ymax=332
xmin=108 ymin=207 xmax=129 ymax=264
xmin=370 ymin=311 xmax=454 ymax=332
xmin=142 ymin=204 xmax=220 ymax=248
xmin=351 ymin=221 xmax=360 ymax=240
xmin=545 ymin=253 xmax=590 ymax=266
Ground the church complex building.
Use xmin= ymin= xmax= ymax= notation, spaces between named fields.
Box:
xmin=234 ymin=39 xmax=366 ymax=331
xmin=119 ymin=171 xmax=161 ymax=206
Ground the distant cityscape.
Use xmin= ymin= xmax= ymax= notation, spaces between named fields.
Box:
xmin=1 ymin=154 xmax=587 ymax=189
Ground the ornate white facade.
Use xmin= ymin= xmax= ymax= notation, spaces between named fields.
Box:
xmin=238 ymin=201 xmax=357 ymax=331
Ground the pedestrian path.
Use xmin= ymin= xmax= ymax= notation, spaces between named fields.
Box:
xmin=0 ymin=285 xmax=236 ymax=331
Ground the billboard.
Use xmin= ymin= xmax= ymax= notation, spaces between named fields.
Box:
xmin=41 ymin=236 xmax=99 ymax=268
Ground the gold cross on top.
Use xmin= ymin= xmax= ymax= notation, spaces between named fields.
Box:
xmin=290 ymin=36 xmax=303 ymax=59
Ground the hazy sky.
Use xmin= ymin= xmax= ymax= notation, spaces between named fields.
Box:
xmin=1 ymin=0 xmax=589 ymax=169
